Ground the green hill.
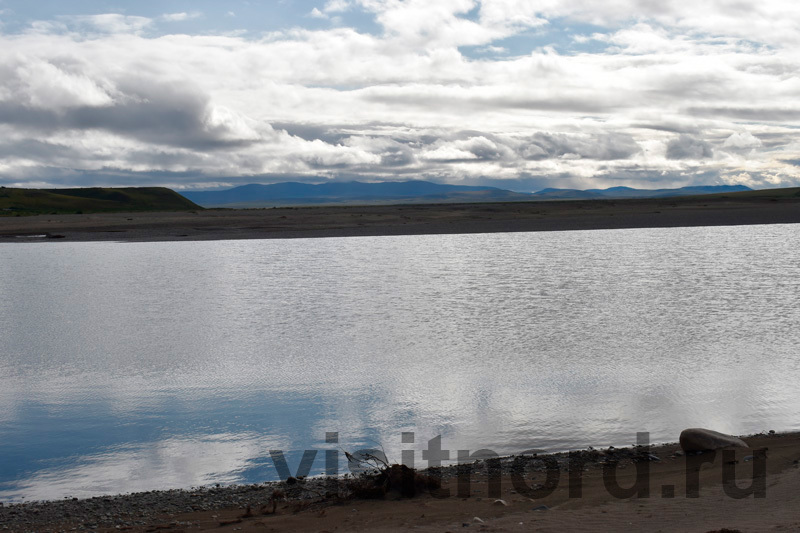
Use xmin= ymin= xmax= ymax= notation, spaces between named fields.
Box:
xmin=0 ymin=187 xmax=202 ymax=216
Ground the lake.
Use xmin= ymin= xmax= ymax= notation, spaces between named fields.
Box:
xmin=1 ymin=224 xmax=799 ymax=502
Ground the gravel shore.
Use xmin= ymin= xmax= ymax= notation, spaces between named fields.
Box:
xmin=0 ymin=443 xmax=672 ymax=531
xmin=4 ymin=433 xmax=796 ymax=532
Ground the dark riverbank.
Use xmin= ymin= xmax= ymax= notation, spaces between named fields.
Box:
xmin=2 ymin=191 xmax=800 ymax=243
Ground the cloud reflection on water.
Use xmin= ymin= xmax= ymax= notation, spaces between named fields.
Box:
xmin=1 ymin=226 xmax=800 ymax=501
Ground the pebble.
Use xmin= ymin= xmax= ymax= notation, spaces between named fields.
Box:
xmin=0 ymin=441 xmax=680 ymax=530
xmin=0 ymin=482 xmax=290 ymax=531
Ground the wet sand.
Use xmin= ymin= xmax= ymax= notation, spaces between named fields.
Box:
xmin=2 ymin=194 xmax=800 ymax=242
xmin=2 ymin=432 xmax=798 ymax=532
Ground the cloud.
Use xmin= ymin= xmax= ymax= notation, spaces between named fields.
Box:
xmin=723 ymin=131 xmax=763 ymax=153
xmin=66 ymin=14 xmax=153 ymax=34
xmin=666 ymin=134 xmax=714 ymax=160
xmin=324 ymin=0 xmax=353 ymax=13
xmin=296 ymin=138 xmax=382 ymax=168
xmin=160 ymin=12 xmax=202 ymax=22
xmin=342 ymin=135 xmax=417 ymax=166
xmin=486 ymin=0 xmax=800 ymax=47
xmin=421 ymin=145 xmax=478 ymax=161
xmin=522 ymin=133 xmax=642 ymax=161
xmin=422 ymin=136 xmax=512 ymax=162
xmin=475 ymin=44 xmax=508 ymax=54
xmin=687 ymin=107 xmax=800 ymax=122
xmin=0 ymin=2 xmax=798 ymax=189
xmin=3 ymin=58 xmax=114 ymax=109
xmin=0 ymin=76 xmax=263 ymax=149
xmin=355 ymin=0 xmax=508 ymax=48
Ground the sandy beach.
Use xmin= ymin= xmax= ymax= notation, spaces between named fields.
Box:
xmin=1 ymin=432 xmax=798 ymax=532
xmin=2 ymin=194 xmax=800 ymax=243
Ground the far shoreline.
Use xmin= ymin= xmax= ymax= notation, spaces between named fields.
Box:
xmin=2 ymin=193 xmax=800 ymax=243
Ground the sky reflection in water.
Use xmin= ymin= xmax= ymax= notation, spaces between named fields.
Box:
xmin=1 ymin=225 xmax=799 ymax=501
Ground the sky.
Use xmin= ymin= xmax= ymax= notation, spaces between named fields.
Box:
xmin=0 ymin=1 xmax=799 ymax=192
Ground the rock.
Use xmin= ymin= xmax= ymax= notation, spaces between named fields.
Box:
xmin=492 ymin=499 xmax=508 ymax=506
xmin=679 ymin=428 xmax=748 ymax=452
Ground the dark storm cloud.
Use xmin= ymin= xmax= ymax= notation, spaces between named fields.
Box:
xmin=666 ymin=134 xmax=714 ymax=160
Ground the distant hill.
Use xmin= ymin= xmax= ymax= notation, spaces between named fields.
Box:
xmin=531 ymin=185 xmax=752 ymax=200
xmin=0 ymin=187 xmax=201 ymax=216
xmin=180 ymin=180 xmax=532 ymax=207
xmin=180 ymin=181 xmax=755 ymax=208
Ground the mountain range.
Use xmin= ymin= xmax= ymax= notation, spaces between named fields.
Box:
xmin=179 ymin=181 xmax=752 ymax=208
xmin=530 ymin=185 xmax=752 ymax=200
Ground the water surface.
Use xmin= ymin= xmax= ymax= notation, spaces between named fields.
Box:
xmin=1 ymin=224 xmax=799 ymax=501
